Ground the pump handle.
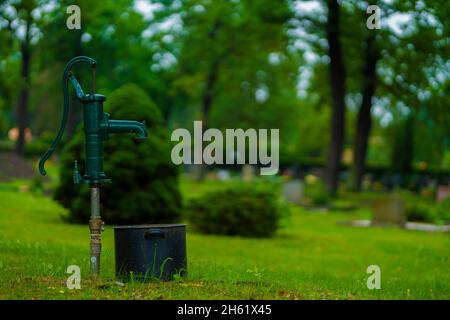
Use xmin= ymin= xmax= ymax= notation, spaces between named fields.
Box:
xmin=39 ymin=56 xmax=97 ymax=176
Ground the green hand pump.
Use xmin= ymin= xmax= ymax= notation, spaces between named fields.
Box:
xmin=39 ymin=56 xmax=147 ymax=276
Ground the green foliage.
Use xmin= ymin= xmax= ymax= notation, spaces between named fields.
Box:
xmin=0 ymin=139 xmax=13 ymax=152
xmin=0 ymin=100 xmax=9 ymax=137
xmin=329 ymin=199 xmax=357 ymax=212
xmin=30 ymin=175 xmax=44 ymax=195
xmin=185 ymin=183 xmax=287 ymax=237
xmin=0 ymin=56 xmax=20 ymax=136
xmin=25 ymin=131 xmax=55 ymax=157
xmin=304 ymin=175 xmax=329 ymax=206
xmin=159 ymin=0 xmax=300 ymax=136
xmin=31 ymin=0 xmax=171 ymax=135
xmin=1 ymin=0 xmax=448 ymax=174
xmin=54 ymin=84 xmax=182 ymax=224
xmin=399 ymin=191 xmax=450 ymax=224
xmin=394 ymin=191 xmax=433 ymax=222
xmin=435 ymin=198 xmax=450 ymax=224
xmin=390 ymin=115 xmax=414 ymax=175
xmin=405 ymin=201 xmax=436 ymax=223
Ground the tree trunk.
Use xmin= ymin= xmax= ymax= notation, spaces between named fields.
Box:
xmin=14 ymin=16 xmax=32 ymax=156
xmin=200 ymin=19 xmax=222 ymax=127
xmin=352 ymin=35 xmax=379 ymax=190
xmin=193 ymin=58 xmax=220 ymax=181
xmin=325 ymin=0 xmax=346 ymax=195
xmin=193 ymin=21 xmax=222 ymax=181
xmin=201 ymin=59 xmax=219 ymax=125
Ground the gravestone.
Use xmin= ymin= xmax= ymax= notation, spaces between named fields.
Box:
xmin=282 ymin=179 xmax=304 ymax=204
xmin=241 ymin=165 xmax=255 ymax=182
xmin=361 ymin=174 xmax=372 ymax=191
xmin=217 ymin=169 xmax=230 ymax=180
xmin=436 ymin=185 xmax=450 ymax=203
xmin=371 ymin=197 xmax=406 ymax=227
xmin=206 ymin=171 xmax=218 ymax=180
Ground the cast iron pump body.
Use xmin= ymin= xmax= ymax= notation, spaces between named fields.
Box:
xmin=38 ymin=56 xmax=147 ymax=276
xmin=39 ymin=56 xmax=147 ymax=183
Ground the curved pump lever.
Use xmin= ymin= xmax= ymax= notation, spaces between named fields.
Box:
xmin=39 ymin=56 xmax=97 ymax=176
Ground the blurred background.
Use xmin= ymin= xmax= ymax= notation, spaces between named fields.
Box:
xmin=1 ymin=0 xmax=449 ymax=218
xmin=0 ymin=0 xmax=449 ymax=299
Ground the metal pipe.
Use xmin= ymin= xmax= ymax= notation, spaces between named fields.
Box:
xmin=89 ymin=184 xmax=103 ymax=276
xmin=91 ymin=186 xmax=100 ymax=218
xmin=107 ymin=120 xmax=147 ymax=139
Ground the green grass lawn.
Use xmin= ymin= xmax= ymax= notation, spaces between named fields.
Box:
xmin=0 ymin=178 xmax=449 ymax=299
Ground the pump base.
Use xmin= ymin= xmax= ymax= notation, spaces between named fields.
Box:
xmin=73 ymin=160 xmax=111 ymax=184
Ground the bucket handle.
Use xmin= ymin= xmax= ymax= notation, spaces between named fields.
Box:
xmin=143 ymin=229 xmax=165 ymax=239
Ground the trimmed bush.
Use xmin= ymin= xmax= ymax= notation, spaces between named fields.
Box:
xmin=329 ymin=199 xmax=357 ymax=212
xmin=405 ymin=201 xmax=435 ymax=223
xmin=55 ymin=84 xmax=182 ymax=224
xmin=435 ymin=198 xmax=450 ymax=224
xmin=398 ymin=191 xmax=436 ymax=223
xmin=185 ymin=184 xmax=287 ymax=237
xmin=304 ymin=175 xmax=329 ymax=206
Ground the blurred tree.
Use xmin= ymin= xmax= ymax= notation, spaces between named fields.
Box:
xmin=390 ymin=114 xmax=414 ymax=176
xmin=34 ymin=0 xmax=159 ymax=138
xmin=290 ymin=0 xmax=348 ymax=194
xmin=350 ymin=47 xmax=380 ymax=189
xmin=293 ymin=0 xmax=371 ymax=193
xmin=36 ymin=0 xmax=85 ymax=138
xmin=151 ymin=0 xmax=297 ymax=178
xmin=0 ymin=0 xmax=41 ymax=155
xmin=0 ymin=15 xmax=20 ymax=137
xmin=376 ymin=0 xmax=450 ymax=174
xmin=170 ymin=0 xmax=294 ymax=128
xmin=346 ymin=1 xmax=383 ymax=190
xmin=292 ymin=0 xmax=450 ymax=191
xmin=323 ymin=0 xmax=346 ymax=195
xmin=344 ymin=0 xmax=450 ymax=189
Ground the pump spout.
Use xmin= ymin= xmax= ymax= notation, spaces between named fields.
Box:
xmin=107 ymin=120 xmax=147 ymax=139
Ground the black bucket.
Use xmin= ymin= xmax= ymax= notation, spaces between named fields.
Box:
xmin=113 ymin=224 xmax=187 ymax=281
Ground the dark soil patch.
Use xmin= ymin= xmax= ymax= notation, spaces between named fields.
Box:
xmin=0 ymin=152 xmax=37 ymax=182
